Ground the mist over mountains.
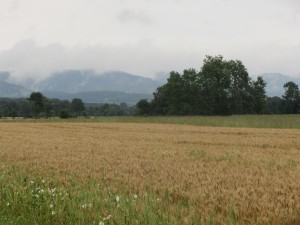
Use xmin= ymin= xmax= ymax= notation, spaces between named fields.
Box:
xmin=27 ymin=70 xmax=161 ymax=94
xmin=0 ymin=71 xmax=30 ymax=98
xmin=0 ymin=70 xmax=300 ymax=103
xmin=0 ymin=70 xmax=160 ymax=104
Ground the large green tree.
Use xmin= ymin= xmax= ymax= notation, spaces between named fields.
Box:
xmin=136 ymin=99 xmax=151 ymax=115
xmin=70 ymin=98 xmax=85 ymax=116
xmin=28 ymin=92 xmax=45 ymax=118
xmin=227 ymin=60 xmax=252 ymax=114
xmin=152 ymin=71 xmax=185 ymax=115
xmin=138 ymin=55 xmax=267 ymax=116
xmin=282 ymin=81 xmax=300 ymax=114
xmin=251 ymin=76 xmax=267 ymax=114
xmin=200 ymin=55 xmax=231 ymax=115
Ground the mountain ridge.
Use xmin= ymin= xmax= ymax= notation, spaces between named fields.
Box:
xmin=0 ymin=70 xmax=160 ymax=103
xmin=1 ymin=70 xmax=300 ymax=101
xmin=259 ymin=73 xmax=300 ymax=97
xmin=28 ymin=70 xmax=162 ymax=94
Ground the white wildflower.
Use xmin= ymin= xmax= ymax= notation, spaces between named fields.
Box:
xmin=50 ymin=204 xmax=54 ymax=209
xmin=115 ymin=195 xmax=120 ymax=202
xmin=30 ymin=181 xmax=34 ymax=184
xmin=41 ymin=180 xmax=45 ymax=183
xmin=99 ymin=222 xmax=104 ymax=225
xmin=6 ymin=202 xmax=10 ymax=206
xmin=134 ymin=194 xmax=138 ymax=199
xmin=51 ymin=211 xmax=56 ymax=215
xmin=103 ymin=215 xmax=111 ymax=221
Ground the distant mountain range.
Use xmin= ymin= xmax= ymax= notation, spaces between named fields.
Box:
xmin=29 ymin=70 xmax=161 ymax=94
xmin=0 ymin=81 xmax=30 ymax=98
xmin=0 ymin=72 xmax=30 ymax=98
xmin=0 ymin=70 xmax=159 ymax=103
xmin=0 ymin=70 xmax=300 ymax=103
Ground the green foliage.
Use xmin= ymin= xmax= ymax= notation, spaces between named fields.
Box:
xmin=200 ymin=55 xmax=231 ymax=115
xmin=2 ymin=115 xmax=300 ymax=129
xmin=0 ymin=164 xmax=230 ymax=225
xmin=0 ymin=96 xmax=135 ymax=118
xmin=70 ymin=98 xmax=85 ymax=116
xmin=28 ymin=92 xmax=45 ymax=117
xmin=78 ymin=115 xmax=300 ymax=129
xmin=86 ymin=103 xmax=134 ymax=116
xmin=265 ymin=96 xmax=282 ymax=114
xmin=251 ymin=76 xmax=267 ymax=114
xmin=60 ymin=110 xmax=72 ymax=119
xmin=137 ymin=55 xmax=267 ymax=116
xmin=187 ymin=150 xmax=207 ymax=159
xmin=282 ymin=81 xmax=300 ymax=114
xmin=136 ymin=99 xmax=152 ymax=115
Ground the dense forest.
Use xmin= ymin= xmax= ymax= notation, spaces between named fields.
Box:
xmin=136 ymin=56 xmax=300 ymax=115
xmin=1 ymin=55 xmax=300 ymax=118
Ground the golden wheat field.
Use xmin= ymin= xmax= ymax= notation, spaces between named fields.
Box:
xmin=1 ymin=122 xmax=300 ymax=224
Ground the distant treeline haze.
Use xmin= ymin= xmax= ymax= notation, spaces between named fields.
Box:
xmin=0 ymin=55 xmax=300 ymax=118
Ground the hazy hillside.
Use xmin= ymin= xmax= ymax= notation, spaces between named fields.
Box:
xmin=0 ymin=70 xmax=159 ymax=103
xmin=28 ymin=70 xmax=162 ymax=94
xmin=1 ymin=70 xmax=300 ymax=102
xmin=0 ymin=81 xmax=30 ymax=98
xmin=260 ymin=73 xmax=300 ymax=97
xmin=0 ymin=71 xmax=10 ymax=82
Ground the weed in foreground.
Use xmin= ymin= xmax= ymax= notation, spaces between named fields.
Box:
xmin=0 ymin=164 xmax=221 ymax=225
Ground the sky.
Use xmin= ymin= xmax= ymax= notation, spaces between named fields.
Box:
xmin=0 ymin=0 xmax=300 ymax=80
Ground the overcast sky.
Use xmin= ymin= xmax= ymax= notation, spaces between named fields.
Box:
xmin=0 ymin=0 xmax=299 ymax=80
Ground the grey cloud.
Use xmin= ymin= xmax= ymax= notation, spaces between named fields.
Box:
xmin=287 ymin=0 xmax=300 ymax=11
xmin=7 ymin=0 xmax=18 ymax=11
xmin=1 ymin=39 xmax=299 ymax=83
xmin=0 ymin=39 xmax=202 ymax=81
xmin=117 ymin=9 xmax=154 ymax=25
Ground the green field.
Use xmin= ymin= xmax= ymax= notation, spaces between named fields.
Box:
xmin=1 ymin=114 xmax=300 ymax=129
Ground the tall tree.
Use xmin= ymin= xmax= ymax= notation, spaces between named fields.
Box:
xmin=251 ymin=76 xmax=267 ymax=114
xmin=28 ymin=92 xmax=45 ymax=118
xmin=282 ymin=81 xmax=300 ymax=114
xmin=136 ymin=99 xmax=151 ymax=115
xmin=152 ymin=71 xmax=185 ymax=115
xmin=200 ymin=55 xmax=231 ymax=115
xmin=181 ymin=69 xmax=201 ymax=114
xmin=138 ymin=55 xmax=266 ymax=116
xmin=70 ymin=98 xmax=85 ymax=116
xmin=226 ymin=60 xmax=252 ymax=114
xmin=265 ymin=96 xmax=283 ymax=114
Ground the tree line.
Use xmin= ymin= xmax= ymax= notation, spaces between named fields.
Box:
xmin=1 ymin=55 xmax=299 ymax=118
xmin=0 ymin=92 xmax=135 ymax=118
xmin=136 ymin=55 xmax=300 ymax=115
